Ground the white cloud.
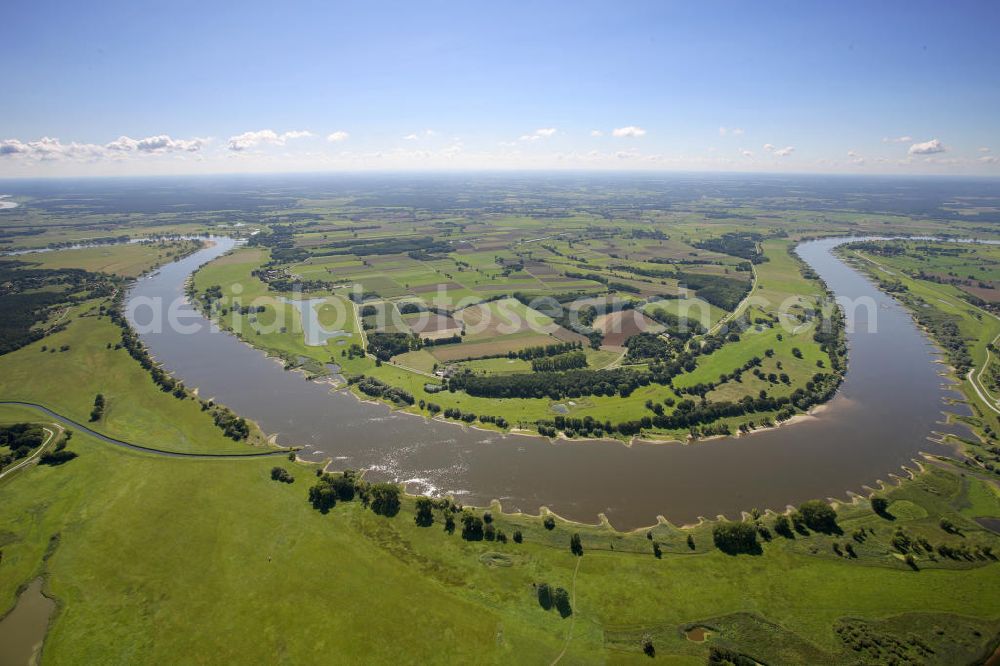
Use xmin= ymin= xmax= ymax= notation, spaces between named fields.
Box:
xmin=1 ymin=134 xmax=206 ymax=161
xmin=403 ymin=129 xmax=436 ymax=141
xmin=762 ymin=143 xmax=793 ymax=157
xmin=908 ymin=139 xmax=946 ymax=155
xmin=740 ymin=149 xmax=753 ymax=158
xmin=519 ymin=127 xmax=557 ymax=142
xmin=980 ymin=155 xmax=999 ymax=164
xmin=979 ymin=147 xmax=992 ymax=153
xmin=590 ymin=129 xmax=603 ymax=137
xmin=720 ymin=126 xmax=744 ymax=137
xmin=612 ymin=126 xmax=646 ymax=138
xmin=847 ymin=150 xmax=865 ymax=166
xmin=0 ymin=139 xmax=30 ymax=155
xmin=227 ymin=129 xmax=312 ymax=151
xmin=882 ymin=135 xmax=913 ymax=143
xmin=326 ymin=131 xmax=350 ymax=143
xmin=105 ymin=134 xmax=205 ymax=153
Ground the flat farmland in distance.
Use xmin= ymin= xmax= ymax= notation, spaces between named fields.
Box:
xmin=427 ymin=333 xmax=557 ymax=362
xmin=453 ymin=297 xmax=557 ymax=339
xmin=594 ymin=310 xmax=665 ymax=347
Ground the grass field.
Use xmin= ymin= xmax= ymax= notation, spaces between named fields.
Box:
xmin=0 ymin=302 xmax=264 ymax=453
xmin=20 ymin=239 xmax=203 ymax=277
xmin=1 ymin=415 xmax=998 ymax=663
xmin=189 ymin=234 xmax=843 ymax=439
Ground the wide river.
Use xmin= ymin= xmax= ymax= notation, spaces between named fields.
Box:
xmin=127 ymin=237 xmax=967 ymax=529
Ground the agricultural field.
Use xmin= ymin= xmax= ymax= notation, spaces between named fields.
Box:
xmin=183 ymin=208 xmax=852 ymax=440
xmin=16 ymin=239 xmax=203 ymax=277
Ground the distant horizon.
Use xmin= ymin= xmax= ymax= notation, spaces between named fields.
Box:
xmin=3 ymin=167 xmax=1000 ymax=185
xmin=3 ymin=1 xmax=999 ymax=178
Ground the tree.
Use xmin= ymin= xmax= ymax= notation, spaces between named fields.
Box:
xmin=461 ymin=512 xmax=484 ymax=540
xmin=369 ymin=483 xmax=401 ymax=517
xmin=552 ymin=587 xmax=572 ymax=617
xmin=687 ymin=534 xmax=696 ymax=550
xmin=543 ymin=516 xmax=556 ymax=530
xmin=270 ymin=467 xmax=294 ymax=483
xmin=871 ymin=496 xmax=890 ymax=517
xmin=712 ymin=521 xmax=759 ymax=555
xmin=513 ymin=529 xmax=523 ymax=544
xmin=798 ymin=500 xmax=839 ymax=534
xmin=89 ymin=393 xmax=105 ymax=422
xmin=536 ymin=583 xmax=552 ymax=610
xmin=570 ymin=533 xmax=583 ymax=556
xmin=329 ymin=473 xmax=356 ymax=501
xmin=444 ymin=513 xmax=456 ymax=534
xmin=308 ymin=482 xmax=336 ymax=513
xmin=414 ymin=497 xmax=434 ymax=527
xmin=773 ymin=514 xmax=794 ymax=538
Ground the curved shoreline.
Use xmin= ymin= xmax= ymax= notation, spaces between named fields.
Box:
xmin=124 ymin=234 xmax=968 ymax=529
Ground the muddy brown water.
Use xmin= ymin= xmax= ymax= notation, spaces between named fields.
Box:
xmin=125 ymin=236 xmax=968 ymax=530
xmin=0 ymin=578 xmax=55 ymax=665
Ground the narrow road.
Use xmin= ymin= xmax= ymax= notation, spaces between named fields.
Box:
xmin=0 ymin=401 xmax=290 ymax=459
xmin=969 ymin=367 xmax=1000 ymax=416
xmin=0 ymin=425 xmax=59 ymax=481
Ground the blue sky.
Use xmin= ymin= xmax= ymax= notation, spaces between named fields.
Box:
xmin=2 ymin=0 xmax=999 ymax=176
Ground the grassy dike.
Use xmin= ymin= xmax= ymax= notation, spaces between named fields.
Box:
xmin=0 ymin=413 xmax=998 ymax=663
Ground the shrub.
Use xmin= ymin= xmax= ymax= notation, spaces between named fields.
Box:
xmin=38 ymin=450 xmax=77 ymax=466
xmin=773 ymin=515 xmax=794 ymax=538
